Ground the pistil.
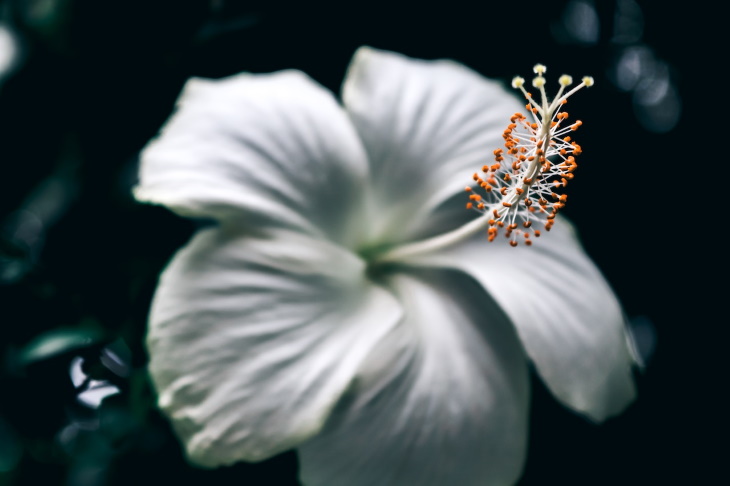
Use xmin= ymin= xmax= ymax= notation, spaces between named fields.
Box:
xmin=376 ymin=65 xmax=593 ymax=263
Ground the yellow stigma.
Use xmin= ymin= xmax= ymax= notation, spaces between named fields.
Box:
xmin=532 ymin=77 xmax=546 ymax=88
xmin=512 ymin=76 xmax=525 ymax=88
xmin=559 ymin=75 xmax=573 ymax=86
xmin=533 ymin=64 xmax=547 ymax=75
xmin=582 ymin=76 xmax=595 ymax=87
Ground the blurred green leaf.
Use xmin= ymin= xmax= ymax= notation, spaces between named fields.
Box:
xmin=0 ymin=416 xmax=22 ymax=473
xmin=14 ymin=324 xmax=104 ymax=367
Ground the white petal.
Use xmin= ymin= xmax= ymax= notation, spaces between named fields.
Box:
xmin=146 ymin=227 xmax=402 ymax=466
xmin=400 ymin=218 xmax=637 ymax=421
xmin=134 ymin=70 xmax=370 ymax=246
xmin=342 ymin=46 xmax=523 ymax=244
xmin=298 ymin=270 xmax=529 ymax=486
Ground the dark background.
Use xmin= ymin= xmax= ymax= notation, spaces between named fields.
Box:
xmin=0 ymin=1 xmax=716 ymax=485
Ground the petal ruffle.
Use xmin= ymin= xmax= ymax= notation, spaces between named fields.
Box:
xmin=134 ymin=70 xmax=370 ymax=246
xmin=298 ymin=269 xmax=529 ymax=486
xmin=400 ymin=219 xmax=636 ymax=421
xmin=146 ymin=227 xmax=402 ymax=466
xmin=342 ymin=46 xmax=522 ymax=245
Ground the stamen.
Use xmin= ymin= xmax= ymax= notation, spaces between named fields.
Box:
xmin=372 ymin=64 xmax=595 ymax=264
xmin=465 ymin=64 xmax=594 ymax=246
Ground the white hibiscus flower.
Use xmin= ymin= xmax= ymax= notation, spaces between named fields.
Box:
xmin=133 ymin=47 xmax=637 ymax=486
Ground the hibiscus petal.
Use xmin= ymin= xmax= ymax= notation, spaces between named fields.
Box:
xmin=342 ymin=46 xmax=523 ymax=244
xmin=399 ymin=218 xmax=637 ymax=421
xmin=146 ymin=227 xmax=403 ymax=466
xmin=298 ymin=269 xmax=529 ymax=486
xmin=134 ymin=70 xmax=370 ymax=246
